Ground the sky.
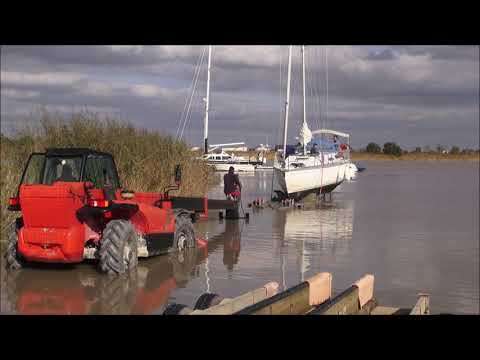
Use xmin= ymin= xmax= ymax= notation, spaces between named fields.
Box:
xmin=1 ymin=45 xmax=479 ymax=150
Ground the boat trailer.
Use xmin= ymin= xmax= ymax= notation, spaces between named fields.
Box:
xmin=172 ymin=196 xmax=248 ymax=221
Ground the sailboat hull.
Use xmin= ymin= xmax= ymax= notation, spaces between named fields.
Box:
xmin=273 ymin=162 xmax=349 ymax=196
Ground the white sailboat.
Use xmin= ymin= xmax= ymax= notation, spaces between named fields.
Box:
xmin=199 ymin=46 xmax=260 ymax=173
xmin=273 ymin=46 xmax=356 ymax=199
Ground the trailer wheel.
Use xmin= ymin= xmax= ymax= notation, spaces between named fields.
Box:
xmin=194 ymin=293 xmax=224 ymax=310
xmin=99 ymin=220 xmax=138 ymax=275
xmin=163 ymin=303 xmax=193 ymax=315
xmin=4 ymin=223 xmax=24 ymax=270
xmin=173 ymin=215 xmax=195 ymax=252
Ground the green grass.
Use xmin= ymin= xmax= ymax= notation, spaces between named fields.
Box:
xmin=1 ymin=110 xmax=217 ymax=240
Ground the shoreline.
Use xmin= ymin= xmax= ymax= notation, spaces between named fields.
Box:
xmin=351 ymin=153 xmax=480 ymax=161
xmin=226 ymin=151 xmax=480 ymax=162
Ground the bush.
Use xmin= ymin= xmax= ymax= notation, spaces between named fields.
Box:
xmin=450 ymin=146 xmax=460 ymax=154
xmin=414 ymin=147 xmax=422 ymax=153
xmin=1 ymin=110 xmax=216 ymax=240
xmin=383 ymin=142 xmax=402 ymax=156
xmin=366 ymin=142 xmax=381 ymax=153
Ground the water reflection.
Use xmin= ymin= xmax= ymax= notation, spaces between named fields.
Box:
xmin=274 ymin=196 xmax=355 ymax=284
xmin=2 ymin=250 xmax=200 ymax=315
xmin=1 ymin=217 xmax=245 ymax=315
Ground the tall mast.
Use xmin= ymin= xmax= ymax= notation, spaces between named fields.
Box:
xmin=325 ymin=46 xmax=328 ymax=130
xmin=282 ymin=45 xmax=293 ymax=161
xmin=204 ymin=45 xmax=212 ymax=154
xmin=302 ymin=45 xmax=307 ymax=155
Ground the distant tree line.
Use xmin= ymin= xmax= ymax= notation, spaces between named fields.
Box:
xmin=361 ymin=142 xmax=479 ymax=156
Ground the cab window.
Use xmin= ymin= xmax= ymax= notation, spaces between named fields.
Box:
xmin=21 ymin=153 xmax=45 ymax=185
xmin=84 ymin=156 xmax=120 ymax=190
xmin=43 ymin=156 xmax=83 ymax=184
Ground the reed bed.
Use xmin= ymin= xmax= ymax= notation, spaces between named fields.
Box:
xmin=1 ymin=111 xmax=217 ymax=240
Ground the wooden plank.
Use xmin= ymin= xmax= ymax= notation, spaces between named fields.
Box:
xmin=190 ymin=282 xmax=279 ymax=315
xmin=235 ymin=272 xmax=332 ymax=315
xmin=356 ymin=298 xmax=378 ymax=315
xmin=410 ymin=293 xmax=430 ymax=315
xmin=235 ymin=282 xmax=311 ymax=315
xmin=309 ymin=286 xmax=360 ymax=315
xmin=256 ymin=285 xmax=310 ymax=315
xmin=370 ymin=306 xmax=412 ymax=315
xmin=370 ymin=306 xmax=401 ymax=315
xmin=307 ymin=273 xmax=332 ymax=306
xmin=354 ymin=274 xmax=374 ymax=308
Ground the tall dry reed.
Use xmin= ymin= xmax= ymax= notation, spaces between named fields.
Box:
xmin=1 ymin=111 xmax=217 ymax=240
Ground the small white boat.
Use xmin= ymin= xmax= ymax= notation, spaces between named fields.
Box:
xmin=201 ymin=150 xmax=256 ymax=172
xmin=255 ymin=165 xmax=273 ymax=170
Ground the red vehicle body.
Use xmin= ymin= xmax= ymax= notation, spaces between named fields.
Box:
xmin=5 ymin=148 xmax=199 ymax=274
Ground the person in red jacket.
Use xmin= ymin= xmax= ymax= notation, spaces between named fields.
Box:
xmin=224 ymin=166 xmax=242 ymax=200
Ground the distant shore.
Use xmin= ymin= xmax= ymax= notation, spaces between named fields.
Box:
xmin=351 ymin=152 xmax=480 ymax=161
xmin=228 ymin=150 xmax=480 ymax=162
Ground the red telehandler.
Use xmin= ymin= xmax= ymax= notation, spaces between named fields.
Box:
xmin=5 ymin=148 xmax=198 ymax=275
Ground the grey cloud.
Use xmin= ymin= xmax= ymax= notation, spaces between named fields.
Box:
xmin=399 ymin=45 xmax=479 ymax=60
xmin=1 ymin=45 xmax=479 ymax=150
xmin=366 ymin=49 xmax=398 ymax=61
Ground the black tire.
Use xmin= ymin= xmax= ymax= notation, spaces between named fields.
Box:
xmin=193 ymin=293 xmax=224 ymax=310
xmin=163 ymin=303 xmax=193 ymax=315
xmin=99 ymin=220 xmax=138 ymax=275
xmin=172 ymin=215 xmax=196 ymax=252
xmin=4 ymin=222 xmax=24 ymax=270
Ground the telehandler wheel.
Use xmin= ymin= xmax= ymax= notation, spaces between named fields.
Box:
xmin=99 ymin=220 xmax=138 ymax=275
xmin=173 ymin=215 xmax=196 ymax=252
xmin=4 ymin=223 xmax=24 ymax=270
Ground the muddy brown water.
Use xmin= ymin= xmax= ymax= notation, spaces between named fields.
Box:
xmin=1 ymin=161 xmax=478 ymax=314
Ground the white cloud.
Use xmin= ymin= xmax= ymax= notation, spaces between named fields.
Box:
xmin=130 ymin=84 xmax=161 ymax=97
xmin=391 ymin=53 xmax=433 ymax=82
xmin=76 ymin=81 xmax=114 ymax=97
xmin=1 ymin=70 xmax=84 ymax=86
xmin=2 ymin=88 xmax=39 ymax=99
xmin=109 ymin=45 xmax=144 ymax=54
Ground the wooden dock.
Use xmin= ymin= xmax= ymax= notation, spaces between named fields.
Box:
xmin=163 ymin=272 xmax=430 ymax=315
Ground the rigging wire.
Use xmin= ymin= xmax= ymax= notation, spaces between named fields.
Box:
xmin=326 ymin=46 xmax=329 ymax=132
xmin=314 ymin=46 xmax=323 ymax=131
xmin=178 ymin=46 xmax=206 ymax=140
xmin=176 ymin=47 xmax=205 ymax=139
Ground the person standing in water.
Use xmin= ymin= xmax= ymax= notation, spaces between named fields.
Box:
xmin=224 ymin=166 xmax=242 ymax=200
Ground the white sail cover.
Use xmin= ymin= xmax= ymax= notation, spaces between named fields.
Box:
xmin=298 ymin=121 xmax=312 ymax=145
